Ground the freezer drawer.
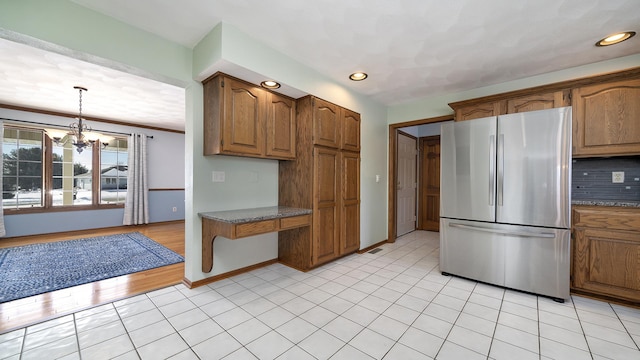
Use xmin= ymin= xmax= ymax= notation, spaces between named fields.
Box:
xmin=440 ymin=218 xmax=570 ymax=300
xmin=505 ymin=228 xmax=570 ymax=300
xmin=440 ymin=219 xmax=505 ymax=286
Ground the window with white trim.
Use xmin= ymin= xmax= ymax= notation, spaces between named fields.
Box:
xmin=2 ymin=125 xmax=128 ymax=211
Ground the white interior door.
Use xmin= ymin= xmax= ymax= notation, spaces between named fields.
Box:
xmin=397 ymin=132 xmax=417 ymax=236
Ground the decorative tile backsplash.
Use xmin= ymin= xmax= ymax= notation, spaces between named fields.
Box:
xmin=572 ymin=156 xmax=640 ymax=201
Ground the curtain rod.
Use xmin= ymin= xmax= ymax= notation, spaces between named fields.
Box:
xmin=0 ymin=117 xmax=154 ymax=139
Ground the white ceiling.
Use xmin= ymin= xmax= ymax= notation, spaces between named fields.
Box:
xmin=2 ymin=0 xmax=639 ymax=131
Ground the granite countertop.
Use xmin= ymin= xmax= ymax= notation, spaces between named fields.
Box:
xmin=199 ymin=206 xmax=312 ymax=223
xmin=572 ymin=200 xmax=640 ymax=208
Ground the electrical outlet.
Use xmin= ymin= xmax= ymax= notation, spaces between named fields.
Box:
xmin=172 ymin=207 xmax=177 ymax=212
xmin=612 ymin=171 xmax=624 ymax=183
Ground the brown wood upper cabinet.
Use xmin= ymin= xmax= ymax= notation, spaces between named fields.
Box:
xmin=311 ymin=97 xmax=361 ymax=150
xmin=312 ymin=98 xmax=341 ymax=148
xmin=572 ymin=78 xmax=640 ymax=157
xmin=452 ymin=90 xmax=570 ymax=121
xmin=203 ymin=73 xmax=296 ymax=160
xmin=341 ymin=108 xmax=361 ymax=151
xmin=507 ymin=90 xmax=570 ymax=114
xmin=572 ymin=206 xmax=640 ymax=302
xmin=266 ymin=92 xmax=296 ymax=159
xmin=453 ymin=100 xmax=506 ymax=121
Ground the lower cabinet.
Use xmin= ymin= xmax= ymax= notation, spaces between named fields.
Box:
xmin=311 ymin=147 xmax=362 ymax=262
xmin=572 ymin=206 xmax=640 ymax=302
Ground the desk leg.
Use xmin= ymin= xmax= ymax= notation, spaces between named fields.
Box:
xmin=202 ymin=223 xmax=218 ymax=273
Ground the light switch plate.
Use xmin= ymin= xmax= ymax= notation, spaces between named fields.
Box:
xmin=212 ymin=171 xmax=225 ymax=182
xmin=612 ymin=171 xmax=624 ymax=183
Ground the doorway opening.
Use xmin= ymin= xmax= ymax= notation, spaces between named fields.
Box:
xmin=388 ymin=115 xmax=453 ymax=243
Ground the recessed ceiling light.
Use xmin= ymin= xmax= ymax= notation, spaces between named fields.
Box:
xmin=260 ymin=80 xmax=281 ymax=89
xmin=595 ymin=31 xmax=635 ymax=47
xmin=349 ymin=72 xmax=368 ymax=81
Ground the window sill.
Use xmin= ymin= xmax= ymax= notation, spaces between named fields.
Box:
xmin=3 ymin=204 xmax=124 ymax=215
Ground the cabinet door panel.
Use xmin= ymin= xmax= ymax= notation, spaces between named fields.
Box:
xmin=313 ymin=99 xmax=340 ymax=148
xmin=507 ymin=90 xmax=569 ymax=113
xmin=455 ymin=101 xmax=505 ymax=121
xmin=341 ymin=151 xmax=360 ymax=254
xmin=573 ymin=228 xmax=640 ymax=301
xmin=222 ymin=78 xmax=264 ymax=156
xmin=315 ymin=206 xmax=339 ymax=265
xmin=419 ymin=136 xmax=440 ymax=231
xmin=266 ymin=93 xmax=296 ymax=159
xmin=573 ymin=79 xmax=640 ymax=156
xmin=341 ymin=109 xmax=361 ymax=151
xmin=313 ymin=147 xmax=340 ymax=265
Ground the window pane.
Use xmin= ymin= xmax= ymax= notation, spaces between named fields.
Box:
xmin=51 ymin=142 xmax=93 ymax=206
xmin=2 ymin=128 xmax=43 ymax=209
xmin=100 ymin=137 xmax=128 ymax=204
xmin=2 ymin=177 xmax=17 ymax=205
xmin=3 ymin=160 xmax=17 ymax=176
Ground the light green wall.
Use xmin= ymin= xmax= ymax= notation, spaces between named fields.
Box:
xmin=192 ymin=24 xmax=222 ymax=80
xmin=388 ymin=53 xmax=640 ymax=124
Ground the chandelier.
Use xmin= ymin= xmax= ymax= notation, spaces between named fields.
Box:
xmin=46 ymin=86 xmax=112 ymax=153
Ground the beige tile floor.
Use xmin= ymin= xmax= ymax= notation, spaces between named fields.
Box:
xmin=1 ymin=231 xmax=639 ymax=359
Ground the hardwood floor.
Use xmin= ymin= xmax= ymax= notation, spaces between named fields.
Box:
xmin=0 ymin=221 xmax=185 ymax=334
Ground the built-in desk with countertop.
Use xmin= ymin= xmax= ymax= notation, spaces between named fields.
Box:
xmin=198 ymin=206 xmax=312 ymax=272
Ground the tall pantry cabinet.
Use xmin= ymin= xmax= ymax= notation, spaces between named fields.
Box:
xmin=279 ymin=96 xmax=361 ymax=270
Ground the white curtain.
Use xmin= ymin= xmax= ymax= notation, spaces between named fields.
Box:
xmin=123 ymin=133 xmax=149 ymax=225
xmin=0 ymin=121 xmax=5 ymax=236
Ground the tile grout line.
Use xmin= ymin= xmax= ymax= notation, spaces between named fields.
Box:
xmin=153 ymin=288 xmax=206 ymax=359
xmin=431 ymin=275 xmax=477 ymax=359
xmin=536 ymin=295 xmax=541 ymax=360
xmin=571 ymin=296 xmax=595 ymax=358
xmin=72 ymin=312 xmax=82 ymax=360
xmin=487 ymin=284 xmax=507 ymax=360
xmin=609 ymin=300 xmax=640 ymax=352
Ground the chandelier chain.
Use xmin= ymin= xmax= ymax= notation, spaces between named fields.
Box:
xmin=78 ymin=87 xmax=83 ymax=120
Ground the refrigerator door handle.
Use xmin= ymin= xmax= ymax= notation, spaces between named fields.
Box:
xmin=449 ymin=223 xmax=556 ymax=238
xmin=489 ymin=135 xmax=495 ymax=206
xmin=497 ymin=134 xmax=505 ymax=206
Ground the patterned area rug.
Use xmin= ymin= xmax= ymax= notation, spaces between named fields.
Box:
xmin=0 ymin=232 xmax=184 ymax=303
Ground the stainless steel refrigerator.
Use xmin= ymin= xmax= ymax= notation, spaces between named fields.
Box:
xmin=439 ymin=107 xmax=572 ymax=301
